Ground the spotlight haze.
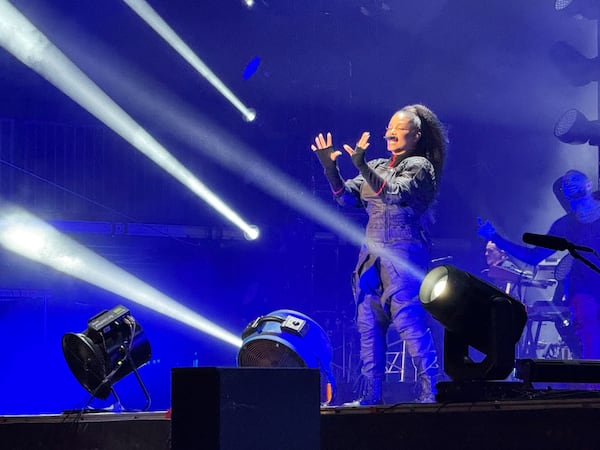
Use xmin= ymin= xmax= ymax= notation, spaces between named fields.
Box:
xmin=0 ymin=0 xmax=258 ymax=240
xmin=0 ymin=205 xmax=243 ymax=348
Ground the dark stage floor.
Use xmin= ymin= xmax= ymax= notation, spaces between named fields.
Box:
xmin=3 ymin=394 xmax=600 ymax=450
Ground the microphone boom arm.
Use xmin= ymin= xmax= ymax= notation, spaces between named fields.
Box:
xmin=569 ymin=248 xmax=600 ymax=276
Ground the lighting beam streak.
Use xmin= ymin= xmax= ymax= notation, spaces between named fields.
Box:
xmin=0 ymin=204 xmax=243 ymax=348
xmin=0 ymin=0 xmax=258 ymax=240
xmin=123 ymin=0 xmax=256 ymax=122
xmin=75 ymin=46 xmax=427 ymax=280
xmin=181 ymin=125 xmax=426 ymax=279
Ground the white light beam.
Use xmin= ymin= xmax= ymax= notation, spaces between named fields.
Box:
xmin=0 ymin=204 xmax=243 ymax=348
xmin=0 ymin=0 xmax=258 ymax=240
xmin=123 ymin=0 xmax=256 ymax=122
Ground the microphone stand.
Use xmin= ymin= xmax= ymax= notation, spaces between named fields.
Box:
xmin=569 ymin=247 xmax=600 ymax=276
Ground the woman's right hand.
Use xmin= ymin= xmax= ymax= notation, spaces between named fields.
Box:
xmin=311 ymin=132 xmax=342 ymax=163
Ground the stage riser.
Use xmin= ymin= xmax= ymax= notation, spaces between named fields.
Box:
xmin=2 ymin=405 xmax=600 ymax=450
xmin=0 ymin=420 xmax=170 ymax=450
xmin=321 ymin=407 xmax=600 ymax=450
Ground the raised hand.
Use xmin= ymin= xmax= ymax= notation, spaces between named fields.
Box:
xmin=311 ymin=132 xmax=345 ymax=192
xmin=311 ymin=132 xmax=342 ymax=162
xmin=477 ymin=217 xmax=497 ymax=241
xmin=344 ymin=132 xmax=371 ymax=169
xmin=343 ymin=131 xmax=370 ymax=156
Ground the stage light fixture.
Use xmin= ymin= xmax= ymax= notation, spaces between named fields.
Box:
xmin=554 ymin=0 xmax=600 ymax=19
xmin=237 ymin=309 xmax=336 ymax=405
xmin=243 ymin=224 xmax=260 ymax=240
xmin=419 ymin=265 xmax=527 ymax=381
xmin=554 ymin=109 xmax=600 ymax=145
xmin=550 ymin=41 xmax=600 ymax=87
xmin=62 ymin=305 xmax=152 ymax=409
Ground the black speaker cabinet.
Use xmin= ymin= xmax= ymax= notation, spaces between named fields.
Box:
xmin=171 ymin=367 xmax=320 ymax=450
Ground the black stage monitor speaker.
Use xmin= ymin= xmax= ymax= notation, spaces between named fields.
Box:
xmin=515 ymin=358 xmax=600 ymax=383
xmin=171 ymin=367 xmax=320 ymax=450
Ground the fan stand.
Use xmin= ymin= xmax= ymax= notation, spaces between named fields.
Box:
xmin=81 ymin=356 xmax=152 ymax=413
xmin=104 ymin=388 xmax=124 ymax=412
xmin=132 ymin=364 xmax=152 ymax=411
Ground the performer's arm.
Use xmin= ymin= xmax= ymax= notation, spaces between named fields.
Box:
xmin=347 ymin=136 xmax=435 ymax=208
xmin=311 ymin=133 xmax=345 ymax=194
xmin=491 ymin=233 xmax=553 ymax=266
xmin=348 ymin=145 xmax=387 ymax=196
xmin=311 ymin=132 xmax=362 ymax=207
xmin=478 ymin=219 xmax=555 ymax=266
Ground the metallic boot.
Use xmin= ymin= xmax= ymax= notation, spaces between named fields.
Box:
xmin=403 ymin=328 xmax=439 ymax=403
xmin=415 ymin=372 xmax=437 ymax=403
xmin=343 ymin=376 xmax=384 ymax=406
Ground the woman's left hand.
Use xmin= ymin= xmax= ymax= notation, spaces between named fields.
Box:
xmin=343 ymin=132 xmax=370 ymax=156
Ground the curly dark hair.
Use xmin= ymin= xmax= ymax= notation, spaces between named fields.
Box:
xmin=399 ymin=104 xmax=448 ymax=185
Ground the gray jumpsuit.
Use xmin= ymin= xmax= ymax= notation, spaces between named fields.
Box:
xmin=336 ymin=155 xmax=439 ymax=392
